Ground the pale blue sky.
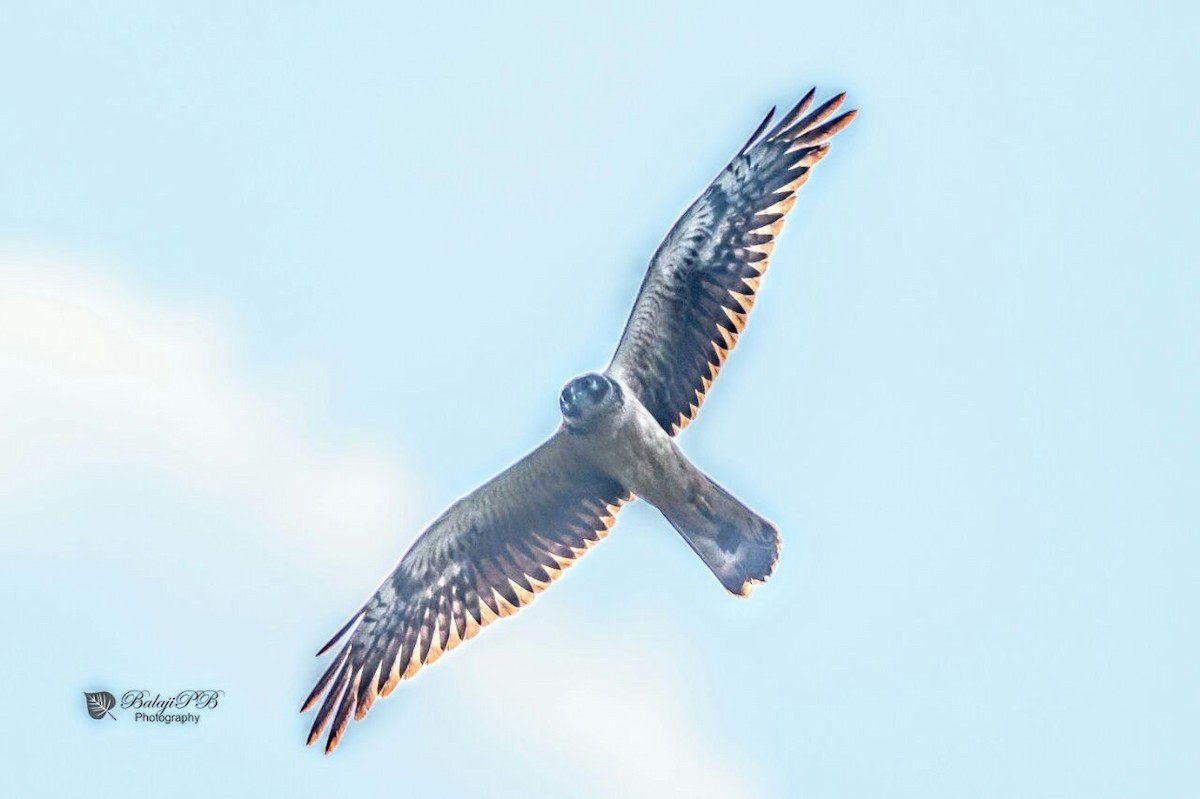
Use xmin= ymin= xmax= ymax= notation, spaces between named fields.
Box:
xmin=1 ymin=1 xmax=1197 ymax=796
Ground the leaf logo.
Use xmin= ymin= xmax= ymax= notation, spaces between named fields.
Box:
xmin=85 ymin=691 xmax=117 ymax=721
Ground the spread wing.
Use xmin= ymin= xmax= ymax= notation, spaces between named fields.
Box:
xmin=301 ymin=429 xmax=629 ymax=753
xmin=607 ymin=90 xmax=856 ymax=434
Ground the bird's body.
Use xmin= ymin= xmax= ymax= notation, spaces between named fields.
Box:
xmin=562 ymin=372 xmax=779 ymax=593
xmin=562 ymin=373 xmax=685 ymax=501
xmin=302 ymin=89 xmax=856 ymax=752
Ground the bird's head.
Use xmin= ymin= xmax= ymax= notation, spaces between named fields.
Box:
xmin=559 ymin=372 xmax=619 ymax=431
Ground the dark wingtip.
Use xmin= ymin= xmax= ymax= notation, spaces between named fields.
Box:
xmin=315 ymin=612 xmax=362 ymax=656
xmin=782 ymin=91 xmax=849 ymax=141
xmin=300 ymin=691 xmax=320 ymax=715
xmin=737 ymin=105 xmax=777 ymax=156
xmin=766 ymin=88 xmax=817 ymax=140
xmin=790 ymin=108 xmax=858 ymax=147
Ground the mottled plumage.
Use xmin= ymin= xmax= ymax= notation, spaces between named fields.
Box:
xmin=609 ymin=90 xmax=856 ymax=434
xmin=302 ymin=90 xmax=855 ymax=753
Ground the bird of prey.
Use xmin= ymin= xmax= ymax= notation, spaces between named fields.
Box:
xmin=302 ymin=89 xmax=855 ymax=753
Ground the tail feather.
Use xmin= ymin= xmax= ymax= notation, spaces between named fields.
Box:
xmin=659 ymin=473 xmax=780 ymax=596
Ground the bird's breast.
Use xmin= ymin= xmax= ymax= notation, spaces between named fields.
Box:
xmin=591 ymin=388 xmax=691 ymax=504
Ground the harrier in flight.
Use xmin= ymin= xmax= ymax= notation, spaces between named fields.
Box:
xmin=302 ymin=89 xmax=855 ymax=752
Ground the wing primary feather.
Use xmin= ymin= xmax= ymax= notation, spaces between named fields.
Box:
xmin=493 ymin=574 xmax=521 ymax=607
xmin=784 ymin=92 xmax=846 ymax=140
xmin=355 ymin=663 xmax=381 ymax=720
xmin=789 ymin=110 xmax=858 ymax=147
xmin=789 ymin=143 xmax=830 ymax=169
xmin=306 ymin=652 xmax=353 ymax=745
xmin=315 ymin=609 xmax=366 ymax=656
xmin=766 ymin=88 xmax=815 ymax=140
xmin=396 ymin=626 xmax=418 ymax=679
xmin=377 ymin=634 xmax=403 ymax=692
xmin=300 ymin=645 xmax=351 ymax=713
xmin=325 ymin=671 xmax=361 ymax=754
xmin=749 ymin=211 xmax=784 ymax=233
xmin=736 ymin=106 xmax=776 ymax=156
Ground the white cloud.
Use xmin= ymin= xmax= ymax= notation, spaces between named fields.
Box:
xmin=451 ymin=620 xmax=767 ymax=798
xmin=0 ymin=247 xmax=414 ymax=577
